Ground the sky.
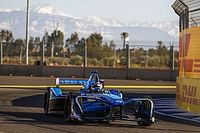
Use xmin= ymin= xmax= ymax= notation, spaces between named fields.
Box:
xmin=0 ymin=0 xmax=178 ymax=22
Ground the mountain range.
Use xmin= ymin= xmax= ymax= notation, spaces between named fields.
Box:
xmin=0 ymin=4 xmax=179 ymax=45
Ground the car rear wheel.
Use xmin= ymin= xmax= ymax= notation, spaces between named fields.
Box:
xmin=44 ymin=87 xmax=50 ymax=115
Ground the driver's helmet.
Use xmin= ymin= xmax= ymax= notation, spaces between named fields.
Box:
xmin=91 ymin=82 xmax=103 ymax=92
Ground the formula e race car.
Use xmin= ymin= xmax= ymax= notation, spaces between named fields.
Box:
xmin=44 ymin=71 xmax=155 ymax=126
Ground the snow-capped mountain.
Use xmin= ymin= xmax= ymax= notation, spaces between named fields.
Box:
xmin=0 ymin=4 xmax=179 ymax=43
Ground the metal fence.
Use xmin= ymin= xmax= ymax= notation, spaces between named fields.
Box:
xmin=0 ymin=40 xmax=179 ymax=70
xmin=183 ymin=0 xmax=200 ymax=27
xmin=172 ymin=0 xmax=200 ymax=31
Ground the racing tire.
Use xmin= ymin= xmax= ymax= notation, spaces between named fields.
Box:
xmin=135 ymin=96 xmax=154 ymax=126
xmin=142 ymin=95 xmax=155 ymax=125
xmin=44 ymin=87 xmax=50 ymax=115
xmin=137 ymin=118 xmax=151 ymax=126
xmin=64 ymin=93 xmax=72 ymax=122
xmin=136 ymin=117 xmax=151 ymax=126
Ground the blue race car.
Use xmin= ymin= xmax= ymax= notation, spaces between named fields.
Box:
xmin=44 ymin=71 xmax=155 ymax=126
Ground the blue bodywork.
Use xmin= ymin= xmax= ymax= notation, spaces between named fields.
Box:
xmin=45 ymin=71 xmax=155 ymax=125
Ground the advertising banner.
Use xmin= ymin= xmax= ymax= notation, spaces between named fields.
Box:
xmin=179 ymin=27 xmax=200 ymax=79
xmin=177 ymin=77 xmax=200 ymax=114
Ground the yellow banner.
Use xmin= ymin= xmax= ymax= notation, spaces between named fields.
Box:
xmin=176 ymin=77 xmax=200 ymax=114
xmin=179 ymin=27 xmax=200 ymax=79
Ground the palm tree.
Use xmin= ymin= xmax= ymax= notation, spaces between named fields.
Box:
xmin=121 ymin=32 xmax=129 ymax=49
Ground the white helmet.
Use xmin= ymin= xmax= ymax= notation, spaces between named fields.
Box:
xmin=92 ymin=82 xmax=103 ymax=92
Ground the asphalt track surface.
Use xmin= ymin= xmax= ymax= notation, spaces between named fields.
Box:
xmin=0 ymin=76 xmax=200 ymax=133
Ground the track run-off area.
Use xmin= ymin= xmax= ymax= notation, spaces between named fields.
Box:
xmin=0 ymin=76 xmax=200 ymax=133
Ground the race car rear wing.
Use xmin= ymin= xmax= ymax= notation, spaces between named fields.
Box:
xmin=56 ymin=78 xmax=88 ymax=86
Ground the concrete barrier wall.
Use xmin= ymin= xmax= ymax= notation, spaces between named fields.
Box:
xmin=85 ymin=67 xmax=126 ymax=79
xmin=0 ymin=65 xmax=42 ymax=76
xmin=42 ymin=66 xmax=83 ymax=77
xmin=128 ymin=69 xmax=177 ymax=81
xmin=0 ymin=65 xmax=178 ymax=81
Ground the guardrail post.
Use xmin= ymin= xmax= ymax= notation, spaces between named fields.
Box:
xmin=170 ymin=44 xmax=174 ymax=70
xmin=83 ymin=38 xmax=87 ymax=78
xmin=25 ymin=0 xmax=30 ymax=65
xmin=126 ymin=44 xmax=130 ymax=79
xmin=126 ymin=44 xmax=130 ymax=69
xmin=41 ymin=38 xmax=45 ymax=66
xmin=0 ymin=41 xmax=2 ymax=65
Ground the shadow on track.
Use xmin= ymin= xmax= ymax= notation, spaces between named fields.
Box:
xmin=0 ymin=111 xmax=66 ymax=125
xmin=12 ymin=94 xmax=43 ymax=108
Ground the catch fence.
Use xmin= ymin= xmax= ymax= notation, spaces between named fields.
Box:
xmin=0 ymin=40 xmax=178 ymax=70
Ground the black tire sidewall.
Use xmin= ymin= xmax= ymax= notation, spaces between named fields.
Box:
xmin=44 ymin=88 xmax=50 ymax=114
